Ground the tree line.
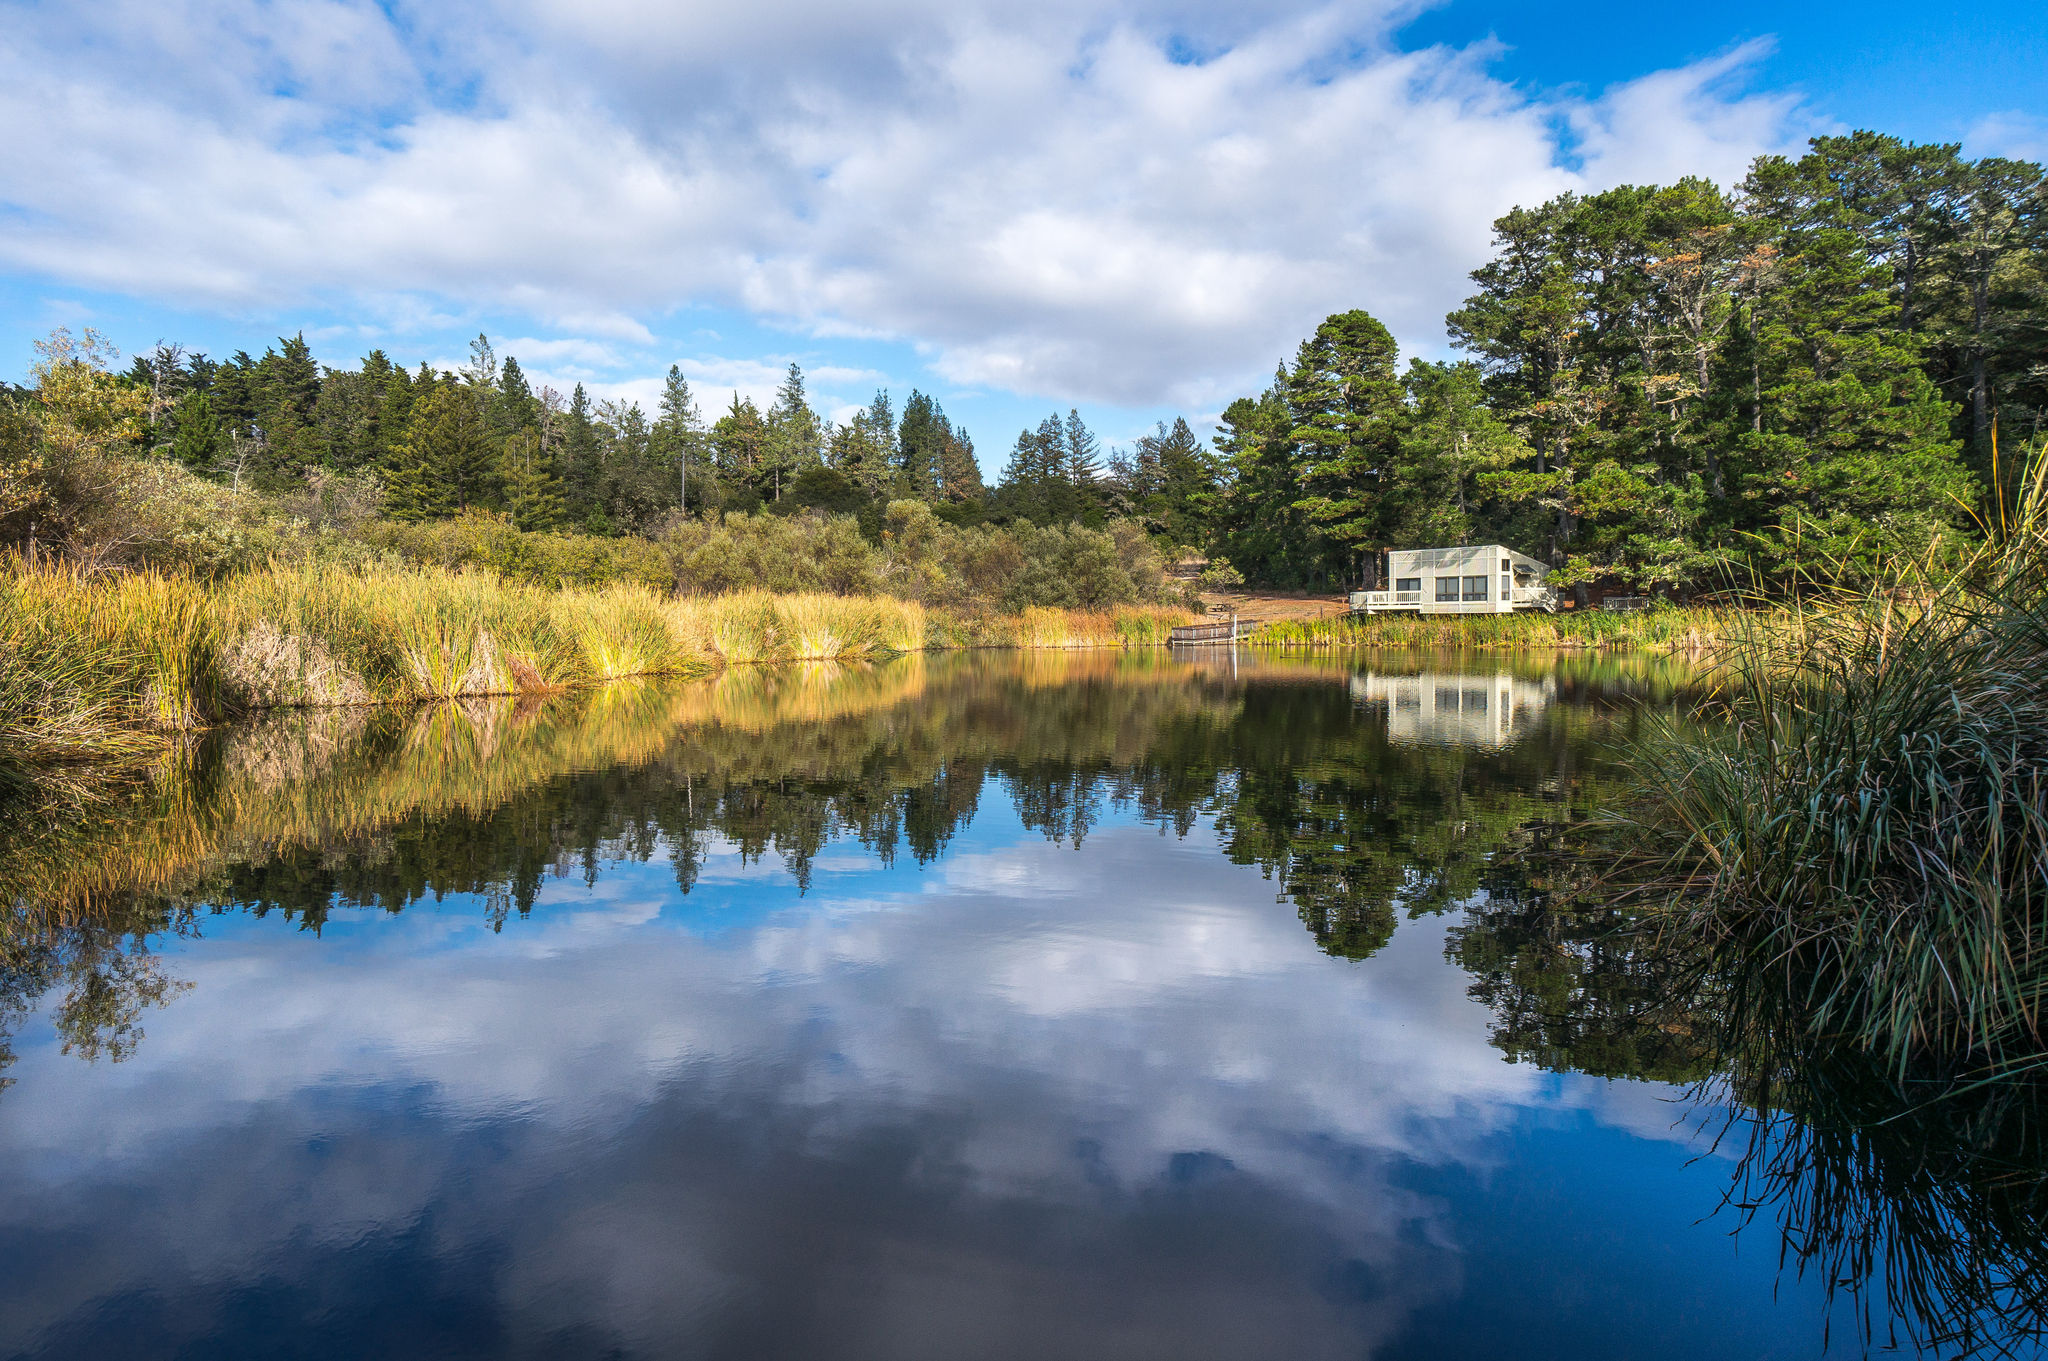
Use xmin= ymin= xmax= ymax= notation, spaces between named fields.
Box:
xmin=110 ymin=328 xmax=1223 ymax=541
xmin=1194 ymin=131 xmax=2046 ymax=592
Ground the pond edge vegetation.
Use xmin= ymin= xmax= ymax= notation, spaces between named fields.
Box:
xmin=1618 ymin=440 xmax=2048 ymax=1084
xmin=0 ymin=559 xmax=1206 ymax=780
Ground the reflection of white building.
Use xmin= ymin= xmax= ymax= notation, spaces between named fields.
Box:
xmin=1349 ymin=545 xmax=1558 ymax=615
xmin=1348 ymin=670 xmax=1558 ymax=749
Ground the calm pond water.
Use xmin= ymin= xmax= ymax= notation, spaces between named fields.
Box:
xmin=0 ymin=649 xmax=2040 ymax=1359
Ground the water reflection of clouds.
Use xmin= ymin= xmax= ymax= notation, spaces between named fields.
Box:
xmin=0 ymin=815 xmax=1717 ymax=1357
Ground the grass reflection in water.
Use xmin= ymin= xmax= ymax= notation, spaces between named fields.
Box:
xmin=0 ymin=647 xmax=2040 ymax=1356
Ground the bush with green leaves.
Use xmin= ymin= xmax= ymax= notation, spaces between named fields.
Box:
xmin=660 ymin=510 xmax=884 ymax=596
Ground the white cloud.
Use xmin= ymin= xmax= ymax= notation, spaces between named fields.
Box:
xmin=0 ymin=1 xmax=1812 ymax=407
xmin=1969 ymin=111 xmax=2048 ymax=163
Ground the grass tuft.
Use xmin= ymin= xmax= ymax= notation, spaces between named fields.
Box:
xmin=1622 ymin=446 xmax=2048 ymax=1075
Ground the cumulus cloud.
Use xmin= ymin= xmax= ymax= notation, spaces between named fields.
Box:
xmin=0 ymin=0 xmax=1812 ymax=407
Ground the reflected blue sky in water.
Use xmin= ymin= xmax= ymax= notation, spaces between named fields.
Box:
xmin=0 ymin=661 xmax=1887 ymax=1359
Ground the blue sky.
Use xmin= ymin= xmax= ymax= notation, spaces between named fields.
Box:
xmin=1 ymin=0 xmax=2041 ymax=472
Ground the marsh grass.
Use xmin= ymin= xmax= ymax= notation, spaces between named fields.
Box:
xmin=672 ymin=592 xmax=930 ymax=663
xmin=1251 ymin=604 xmax=1731 ymax=652
xmin=0 ymin=566 xmax=220 ymax=777
xmin=935 ymin=604 xmax=1191 ymax=650
xmin=1623 ymin=446 xmax=2048 ymax=1075
xmin=0 ymin=561 xmax=1195 ymax=783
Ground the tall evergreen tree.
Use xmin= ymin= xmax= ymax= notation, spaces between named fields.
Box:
xmin=1285 ymin=309 xmax=1408 ymax=581
xmin=564 ymin=383 xmax=602 ymax=527
xmin=897 ymin=390 xmax=945 ymax=500
xmin=938 ymin=420 xmax=984 ymax=502
xmin=496 ymin=355 xmax=539 ymax=435
xmin=653 ymin=364 xmax=706 ymax=514
xmin=499 ymin=428 xmax=563 ymax=530
xmin=712 ymin=394 xmax=770 ymax=503
xmin=1734 ymin=227 xmax=1973 ymax=579
xmin=831 ymin=390 xmax=897 ymax=498
xmin=764 ymin=363 xmax=824 ymax=501
xmin=1139 ymin=416 xmax=1219 ymax=546
xmin=249 ymin=334 xmax=324 ymax=488
xmin=387 ymin=380 xmax=493 ymax=518
xmin=168 ymin=390 xmax=220 ymax=472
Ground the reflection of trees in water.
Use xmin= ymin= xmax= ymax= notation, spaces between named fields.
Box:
xmin=0 ymin=653 xmax=1636 ymax=1067
xmin=0 ymin=901 xmax=191 ymax=1090
xmin=6 ymin=650 xmax=2042 ymax=1353
xmin=1706 ymin=1031 xmax=2048 ymax=1357
xmin=1453 ymin=841 xmax=2048 ymax=1357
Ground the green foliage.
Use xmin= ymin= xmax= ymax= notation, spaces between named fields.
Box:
xmin=386 ymin=380 xmax=494 ymax=519
xmin=1209 ymin=135 xmax=2028 ymax=592
xmin=1624 ymin=449 xmax=2048 ymax=1075
xmin=368 ymin=512 xmax=671 ymax=590
xmin=498 ymin=430 xmax=565 ymax=532
xmin=661 ymin=511 xmax=884 ymax=596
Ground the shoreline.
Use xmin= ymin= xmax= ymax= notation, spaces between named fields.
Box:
xmin=3 ymin=559 xmax=1738 ymax=782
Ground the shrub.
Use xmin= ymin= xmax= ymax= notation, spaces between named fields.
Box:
xmin=365 ymin=513 xmax=671 ymax=591
xmin=661 ymin=510 xmax=883 ymax=596
xmin=1199 ymin=557 xmax=1246 ymax=587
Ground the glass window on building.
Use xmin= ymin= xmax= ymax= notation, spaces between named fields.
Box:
xmin=1462 ymin=575 xmax=1488 ymax=601
xmin=1396 ymin=577 xmax=1421 ymax=592
xmin=1435 ymin=577 xmax=1460 ymax=602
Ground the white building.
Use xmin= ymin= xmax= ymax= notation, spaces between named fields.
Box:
xmin=1348 ymin=545 xmax=1558 ymax=616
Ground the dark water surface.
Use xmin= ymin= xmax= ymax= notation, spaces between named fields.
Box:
xmin=0 ymin=650 xmax=2039 ymax=1359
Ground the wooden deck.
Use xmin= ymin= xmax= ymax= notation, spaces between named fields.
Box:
xmin=1168 ymin=617 xmax=1245 ymax=646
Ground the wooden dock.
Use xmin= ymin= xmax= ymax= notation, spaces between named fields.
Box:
xmin=1168 ymin=615 xmax=1243 ymax=646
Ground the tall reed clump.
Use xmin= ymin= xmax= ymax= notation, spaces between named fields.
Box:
xmin=215 ymin=562 xmax=720 ymax=701
xmin=0 ymin=562 xmax=222 ymax=777
xmin=1622 ymin=448 xmax=2048 ymax=1077
xmin=946 ymin=604 xmax=1193 ymax=650
xmin=668 ymin=592 xmax=927 ymax=663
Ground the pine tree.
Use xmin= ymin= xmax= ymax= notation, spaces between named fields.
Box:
xmin=1284 ymin=310 xmax=1408 ymax=579
xmin=832 ymin=389 xmax=896 ymax=498
xmin=372 ymin=363 xmax=417 ymax=471
xmin=169 ymin=390 xmax=220 ymax=471
xmin=765 ymin=362 xmax=824 ymax=501
xmin=1063 ymin=410 xmax=1102 ymax=486
xmin=1212 ymin=381 xmax=1314 ymax=584
xmin=564 ymin=383 xmax=602 ymax=526
xmin=388 ymin=380 xmax=494 ymax=519
xmin=496 ymin=355 xmax=539 ymax=435
xmin=1396 ymin=361 xmax=1529 ymax=549
xmin=712 ymin=393 xmax=770 ymax=502
xmin=499 ymin=429 xmax=563 ymax=530
xmin=463 ymin=333 xmax=498 ymax=392
xmin=1734 ymin=227 xmax=1973 ymax=579
xmin=653 ymin=364 xmax=706 ymax=514
xmin=249 ymin=333 xmax=324 ymax=488
xmin=1142 ymin=416 xmax=1219 ymax=545
xmin=938 ymin=420 xmax=984 ymax=501
xmin=897 ymin=390 xmax=944 ymax=500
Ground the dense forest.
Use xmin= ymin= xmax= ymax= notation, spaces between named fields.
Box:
xmin=58 ymin=326 xmax=1201 ymax=539
xmin=3 ymin=130 xmax=2041 ymax=595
